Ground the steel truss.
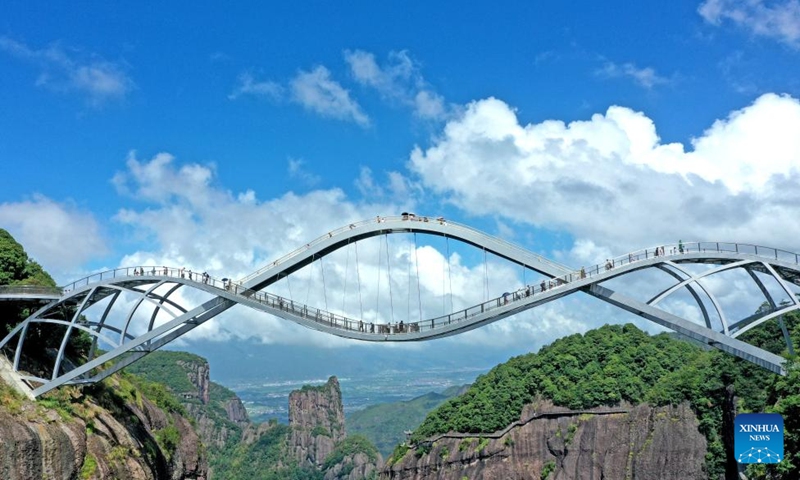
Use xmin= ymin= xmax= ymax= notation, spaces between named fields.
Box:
xmin=1 ymin=216 xmax=797 ymax=397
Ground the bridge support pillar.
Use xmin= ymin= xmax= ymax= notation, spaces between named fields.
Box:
xmin=0 ymin=354 xmax=34 ymax=400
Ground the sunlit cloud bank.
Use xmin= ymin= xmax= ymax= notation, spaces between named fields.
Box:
xmin=409 ymin=93 xmax=800 ymax=265
xmin=0 ymin=195 xmax=107 ymax=273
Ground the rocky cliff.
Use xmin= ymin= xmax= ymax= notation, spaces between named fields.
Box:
xmin=127 ymin=351 xmax=249 ymax=454
xmin=127 ymin=353 xmax=383 ymax=480
xmin=288 ymin=376 xmax=383 ymax=480
xmin=289 ymin=376 xmax=347 ymax=467
xmin=0 ymin=375 xmax=207 ymax=480
xmin=382 ymin=400 xmax=706 ymax=480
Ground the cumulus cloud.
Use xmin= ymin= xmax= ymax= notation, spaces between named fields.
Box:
xmin=344 ymin=49 xmax=447 ymax=119
xmin=0 ymin=37 xmax=134 ymax=106
xmin=228 ymin=72 xmax=283 ymax=100
xmin=409 ymin=94 xmax=800 ymax=257
xmin=103 ymin=151 xmax=588 ymax=351
xmin=109 ymin=152 xmax=415 ymax=344
xmin=0 ymin=195 xmax=107 ymax=274
xmin=596 ymin=61 xmax=671 ymax=89
xmin=287 ymin=158 xmax=321 ymax=186
xmin=290 ymin=66 xmax=370 ymax=127
xmin=699 ymin=0 xmax=800 ymax=48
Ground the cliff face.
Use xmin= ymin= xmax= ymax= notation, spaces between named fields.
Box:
xmin=289 ymin=376 xmax=347 ymax=467
xmin=0 ymin=379 xmax=206 ymax=480
xmin=382 ymin=400 xmax=706 ymax=480
xmin=288 ymin=376 xmax=383 ymax=480
xmin=178 ymin=360 xmax=210 ymax=405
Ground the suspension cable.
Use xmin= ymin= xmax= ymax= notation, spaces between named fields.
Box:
xmin=320 ymin=255 xmax=329 ymax=311
xmin=306 ymin=254 xmax=314 ymax=306
xmin=446 ymin=235 xmax=453 ymax=312
xmin=386 ymin=234 xmax=395 ymax=325
xmin=407 ymin=239 xmax=412 ymax=323
xmin=414 ymin=233 xmax=422 ymax=322
xmin=376 ymin=236 xmax=381 ymax=322
xmin=442 ymin=236 xmax=446 ymax=315
xmin=484 ymin=247 xmax=488 ymax=302
xmin=286 ymin=272 xmax=293 ymax=301
xmin=342 ymin=240 xmax=350 ymax=313
xmin=355 ymin=242 xmax=363 ymax=320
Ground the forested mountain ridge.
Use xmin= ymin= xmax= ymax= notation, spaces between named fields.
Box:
xmin=387 ymin=319 xmax=799 ymax=480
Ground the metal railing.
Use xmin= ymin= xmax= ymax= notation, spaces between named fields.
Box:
xmin=236 ymin=214 xmax=569 ymax=285
xmin=54 ymin=240 xmax=800 ymax=339
xmin=0 ymin=285 xmax=63 ymax=297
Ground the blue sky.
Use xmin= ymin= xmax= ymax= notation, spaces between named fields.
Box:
xmin=2 ymin=1 xmax=800 ymax=352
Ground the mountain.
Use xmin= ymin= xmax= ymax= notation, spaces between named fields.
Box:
xmin=347 ymin=385 xmax=469 ymax=457
xmin=0 ymin=362 xmax=207 ymax=479
xmin=128 ymin=350 xmax=382 ymax=480
xmin=381 ymin=321 xmax=800 ymax=480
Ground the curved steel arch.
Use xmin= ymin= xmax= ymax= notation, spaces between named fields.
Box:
xmin=1 ymin=215 xmax=798 ymax=397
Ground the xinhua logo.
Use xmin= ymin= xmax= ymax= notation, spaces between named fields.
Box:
xmin=734 ymin=413 xmax=783 ymax=464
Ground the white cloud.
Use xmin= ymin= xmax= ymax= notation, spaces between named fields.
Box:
xmin=344 ymin=49 xmax=447 ymax=119
xmin=0 ymin=37 xmax=134 ymax=106
xmin=109 ymin=152 xmax=412 ymax=344
xmin=699 ymin=0 xmax=800 ymax=48
xmin=104 ymin=152 xmax=585 ymax=351
xmin=596 ymin=61 xmax=671 ymax=89
xmin=228 ymin=72 xmax=283 ymax=100
xmin=0 ymin=195 xmax=107 ymax=274
xmin=290 ymin=66 xmax=370 ymax=127
xmin=287 ymin=157 xmax=321 ymax=186
xmin=409 ymin=94 xmax=800 ymax=258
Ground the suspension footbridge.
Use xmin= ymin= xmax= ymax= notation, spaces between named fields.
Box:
xmin=1 ymin=215 xmax=798 ymax=397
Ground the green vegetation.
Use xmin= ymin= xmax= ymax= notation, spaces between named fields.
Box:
xmin=439 ymin=445 xmax=449 ymax=459
xmin=322 ymin=434 xmax=379 ymax=470
xmin=476 ymin=437 xmax=489 ymax=451
xmin=458 ymin=437 xmax=476 ymax=452
xmin=79 ymin=454 xmax=97 ymax=480
xmin=0 ymin=229 xmax=90 ymax=365
xmin=541 ymin=460 xmax=556 ymax=479
xmin=126 ymin=350 xmax=208 ymax=397
xmin=210 ymin=423 xmax=322 ymax=480
xmin=0 ymin=379 xmax=26 ymax=414
xmin=410 ymin=316 xmax=800 ymax=479
xmin=154 ymin=425 xmax=182 ymax=462
xmin=0 ymin=229 xmax=55 ymax=288
xmin=413 ymin=324 xmax=706 ymax=442
xmin=347 ymin=385 xmax=468 ymax=456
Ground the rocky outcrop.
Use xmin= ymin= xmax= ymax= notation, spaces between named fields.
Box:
xmin=324 ymin=451 xmax=381 ymax=480
xmin=0 ymin=379 xmax=207 ymax=480
xmin=383 ymin=400 xmax=706 ymax=480
xmin=178 ymin=360 xmax=210 ymax=404
xmin=225 ymin=396 xmax=249 ymax=425
xmin=177 ymin=357 xmax=249 ymax=451
xmin=289 ymin=376 xmax=347 ymax=467
xmin=284 ymin=376 xmax=383 ymax=479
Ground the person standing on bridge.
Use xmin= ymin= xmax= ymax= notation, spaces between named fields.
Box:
xmin=679 ymin=240 xmax=684 ymax=253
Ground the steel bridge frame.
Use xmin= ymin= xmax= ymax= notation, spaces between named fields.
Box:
xmin=1 ymin=215 xmax=797 ymax=397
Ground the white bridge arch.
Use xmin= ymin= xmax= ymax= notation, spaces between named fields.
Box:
xmin=1 ymin=215 xmax=797 ymax=397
